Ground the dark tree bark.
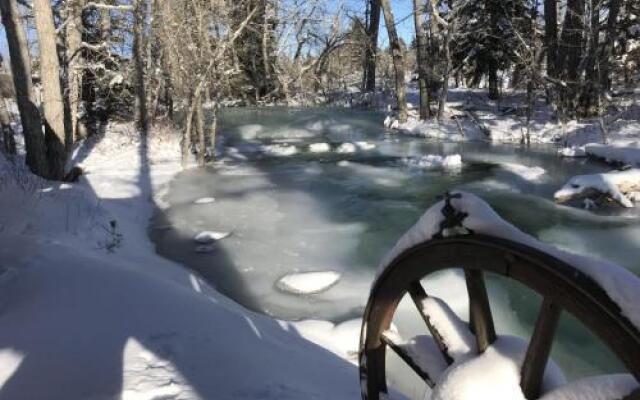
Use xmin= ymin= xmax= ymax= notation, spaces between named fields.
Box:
xmin=0 ymin=99 xmax=16 ymax=155
xmin=413 ymin=0 xmax=430 ymax=119
xmin=363 ymin=0 xmax=381 ymax=92
xmin=34 ymin=0 xmax=68 ymax=179
xmin=557 ymin=0 xmax=585 ymax=114
xmin=543 ymin=0 xmax=559 ymax=106
xmin=599 ymin=0 xmax=622 ymax=92
xmin=380 ymin=0 xmax=408 ymax=123
xmin=195 ymin=95 xmax=205 ymax=166
xmin=0 ymin=0 xmax=49 ymax=177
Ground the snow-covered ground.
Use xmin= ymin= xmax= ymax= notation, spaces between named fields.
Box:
xmin=385 ymin=88 xmax=640 ymax=167
xmin=0 ymin=124 xmax=361 ymax=400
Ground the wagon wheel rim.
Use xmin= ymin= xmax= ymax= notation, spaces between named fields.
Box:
xmin=359 ymin=234 xmax=640 ymax=400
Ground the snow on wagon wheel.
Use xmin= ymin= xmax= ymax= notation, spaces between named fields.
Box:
xmin=359 ymin=192 xmax=640 ymax=400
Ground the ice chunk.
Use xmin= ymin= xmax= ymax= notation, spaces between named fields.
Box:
xmin=355 ymin=141 xmax=376 ymax=151
xmin=336 ymin=143 xmax=357 ymax=154
xmin=309 ymin=143 xmax=331 ymax=153
xmin=276 ymin=271 xmax=341 ymax=295
xmin=558 ymin=146 xmax=586 ymax=158
xmin=404 ymin=154 xmax=463 ymax=170
xmin=499 ymin=162 xmax=546 ymax=181
xmin=194 ymin=197 xmax=215 ymax=205
xmin=194 ymin=231 xmax=231 ymax=244
xmin=261 ymin=144 xmax=298 ymax=157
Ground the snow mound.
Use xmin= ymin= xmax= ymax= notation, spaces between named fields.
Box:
xmin=586 ymin=143 xmax=640 ymax=166
xmin=558 ymin=146 xmax=586 ymax=158
xmin=194 ymin=197 xmax=215 ymax=204
xmin=194 ymin=231 xmax=231 ymax=244
xmin=336 ymin=143 xmax=357 ymax=154
xmin=276 ymin=271 xmax=341 ymax=295
xmin=404 ymin=154 xmax=463 ymax=170
xmin=432 ymin=336 xmax=565 ymax=400
xmin=378 ymin=191 xmax=640 ymax=331
xmin=309 ymin=142 xmax=331 ymax=153
xmin=420 ymin=296 xmax=476 ymax=360
xmin=554 ymin=169 xmax=640 ymax=208
xmin=499 ymin=162 xmax=547 ymax=181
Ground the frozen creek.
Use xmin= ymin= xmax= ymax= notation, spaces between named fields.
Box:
xmin=151 ymin=107 xmax=640 ymax=395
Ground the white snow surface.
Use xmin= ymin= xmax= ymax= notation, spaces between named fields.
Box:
xmin=261 ymin=143 xmax=298 ymax=156
xmin=0 ymin=124 xmax=360 ymax=400
xmin=276 ymin=271 xmax=341 ymax=295
xmin=558 ymin=146 xmax=586 ymax=158
xmin=378 ymin=192 xmax=640 ymax=331
xmin=432 ymin=336 xmax=565 ymax=400
xmin=420 ymin=297 xmax=476 ymax=360
xmin=554 ymin=169 xmax=640 ymax=208
xmin=585 ymin=142 xmax=640 ymax=166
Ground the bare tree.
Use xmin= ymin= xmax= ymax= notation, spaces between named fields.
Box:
xmin=413 ymin=0 xmax=430 ymax=119
xmin=380 ymin=0 xmax=408 ymax=122
xmin=33 ymin=0 xmax=68 ymax=179
xmin=363 ymin=0 xmax=381 ymax=93
xmin=0 ymin=0 xmax=49 ymax=177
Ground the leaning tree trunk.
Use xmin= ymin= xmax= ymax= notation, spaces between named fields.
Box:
xmin=380 ymin=0 xmax=408 ymax=123
xmin=133 ymin=0 xmax=149 ymax=134
xmin=181 ymin=91 xmax=196 ymax=169
xmin=413 ymin=0 xmax=430 ymax=119
xmin=33 ymin=0 xmax=68 ymax=180
xmin=0 ymin=0 xmax=49 ymax=177
xmin=363 ymin=0 xmax=381 ymax=93
xmin=438 ymin=15 xmax=455 ymax=121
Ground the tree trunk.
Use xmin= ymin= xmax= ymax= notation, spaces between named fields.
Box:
xmin=182 ymin=92 xmax=196 ymax=168
xmin=209 ymin=106 xmax=218 ymax=160
xmin=0 ymin=0 xmax=49 ymax=177
xmin=438 ymin=16 xmax=455 ymax=121
xmin=380 ymin=0 xmax=408 ymax=123
xmin=599 ymin=0 xmax=621 ymax=93
xmin=33 ymin=0 xmax=68 ymax=179
xmin=580 ymin=0 xmax=602 ymax=116
xmin=543 ymin=0 xmax=558 ymax=79
xmin=195 ymin=95 xmax=206 ymax=166
xmin=0 ymin=99 xmax=16 ymax=155
xmin=66 ymin=0 xmax=84 ymax=141
xmin=413 ymin=0 xmax=430 ymax=119
xmin=133 ymin=0 xmax=149 ymax=134
xmin=363 ymin=0 xmax=381 ymax=92
xmin=557 ymin=0 xmax=585 ymax=115
xmin=488 ymin=64 xmax=499 ymax=100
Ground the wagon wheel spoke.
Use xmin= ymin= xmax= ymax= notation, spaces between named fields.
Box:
xmin=380 ymin=331 xmax=436 ymax=388
xmin=408 ymin=281 xmax=454 ymax=365
xmin=464 ymin=269 xmax=496 ymax=353
xmin=520 ymin=298 xmax=562 ymax=400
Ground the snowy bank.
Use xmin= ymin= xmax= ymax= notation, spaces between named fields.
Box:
xmin=554 ymin=169 xmax=640 ymax=208
xmin=403 ymin=154 xmax=463 ymax=170
xmin=0 ymin=124 xmax=361 ymax=400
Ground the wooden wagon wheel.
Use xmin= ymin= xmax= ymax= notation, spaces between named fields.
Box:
xmin=359 ymin=233 xmax=640 ymax=400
